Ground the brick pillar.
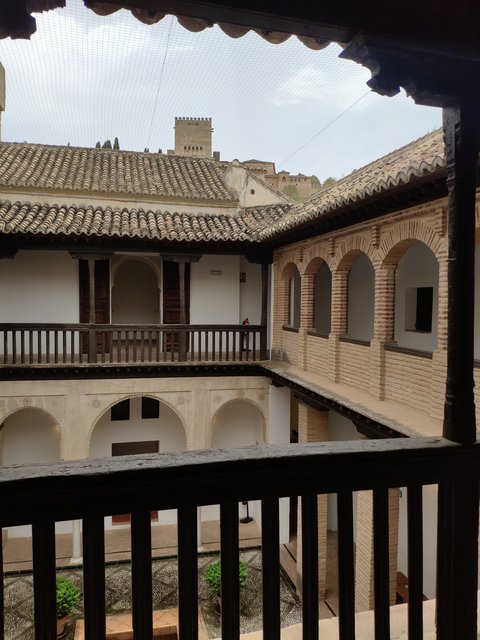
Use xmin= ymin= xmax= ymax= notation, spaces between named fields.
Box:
xmin=431 ymin=255 xmax=448 ymax=420
xmin=298 ymin=272 xmax=316 ymax=369
xmin=296 ymin=403 xmax=329 ymax=598
xmin=272 ymin=263 xmax=287 ymax=359
xmin=355 ymin=487 xmax=400 ymax=612
xmin=436 ymin=255 xmax=448 ymax=351
xmin=328 ymin=269 xmax=348 ymax=382
xmin=370 ymin=264 xmax=396 ymax=399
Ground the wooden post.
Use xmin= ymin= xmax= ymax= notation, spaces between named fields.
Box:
xmin=87 ymin=258 xmax=96 ymax=363
xmin=442 ymin=104 xmax=480 ymax=443
xmin=261 ymin=262 xmax=269 ymax=359
xmin=178 ymin=259 xmax=187 ymax=361
xmin=436 ymin=103 xmax=480 ymax=640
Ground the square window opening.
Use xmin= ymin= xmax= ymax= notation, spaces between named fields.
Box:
xmin=142 ymin=397 xmax=160 ymax=419
xmin=111 ymin=399 xmax=130 ymax=421
xmin=405 ymin=287 xmax=433 ymax=333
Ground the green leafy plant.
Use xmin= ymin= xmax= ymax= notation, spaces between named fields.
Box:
xmin=203 ymin=560 xmax=248 ymax=596
xmin=56 ymin=576 xmax=81 ymax=619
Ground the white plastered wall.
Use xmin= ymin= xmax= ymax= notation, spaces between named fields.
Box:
xmin=222 ymin=164 xmax=289 ymax=207
xmin=111 ymin=258 xmax=160 ymax=324
xmin=0 ymin=250 xmax=79 ymax=322
xmin=1 ymin=407 xmax=61 ymax=537
xmin=90 ymin=395 xmax=186 ymax=527
xmin=326 ymin=411 xmax=362 ymax=532
xmin=394 ymin=241 xmax=439 ymax=351
xmin=190 ymin=255 xmax=240 ymax=324
xmin=239 ymin=257 xmax=262 ymax=325
xmin=397 ymin=484 xmax=438 ymax=599
xmin=268 ymin=384 xmax=291 ymax=544
xmin=347 ymin=253 xmax=374 ymax=341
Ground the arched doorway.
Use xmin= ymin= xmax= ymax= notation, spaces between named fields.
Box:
xmin=90 ymin=396 xmax=186 ymax=527
xmin=112 ymin=259 xmax=159 ymax=324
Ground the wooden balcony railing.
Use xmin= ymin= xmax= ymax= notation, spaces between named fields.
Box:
xmin=0 ymin=323 xmax=267 ymax=365
xmin=0 ymin=437 xmax=479 ymax=639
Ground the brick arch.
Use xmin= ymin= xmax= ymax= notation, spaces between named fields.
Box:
xmin=302 ymin=244 xmax=334 ymax=275
xmin=304 ymin=255 xmax=331 ymax=276
xmin=87 ymin=393 xmax=189 ymax=456
xmin=210 ymin=397 xmax=266 ymax=448
xmin=280 ymin=261 xmax=300 ymax=281
xmin=379 ymin=220 xmax=444 ymax=266
xmin=334 ymin=236 xmax=376 ymax=271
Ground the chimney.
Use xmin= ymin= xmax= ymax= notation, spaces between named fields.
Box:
xmin=0 ymin=64 xmax=5 ymax=141
xmin=213 ymin=151 xmax=220 ymax=161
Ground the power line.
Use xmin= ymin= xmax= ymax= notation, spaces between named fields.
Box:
xmin=278 ymin=89 xmax=371 ymax=168
xmin=146 ymin=15 xmax=174 ymax=149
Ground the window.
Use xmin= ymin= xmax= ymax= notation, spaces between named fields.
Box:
xmin=405 ymin=287 xmax=433 ymax=332
xmin=111 ymin=399 xmax=130 ymax=421
xmin=142 ymin=397 xmax=160 ymax=419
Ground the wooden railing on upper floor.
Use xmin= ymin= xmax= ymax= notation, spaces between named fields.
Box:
xmin=0 ymin=437 xmax=479 ymax=640
xmin=0 ymin=323 xmax=267 ymax=366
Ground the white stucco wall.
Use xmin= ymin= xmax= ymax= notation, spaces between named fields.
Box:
xmin=90 ymin=396 xmax=186 ymax=528
xmin=90 ymin=396 xmax=186 ymax=459
xmin=112 ymin=258 xmax=160 ymax=324
xmin=268 ymin=384 xmax=291 ymax=543
xmin=397 ymin=484 xmax=438 ymax=599
xmin=347 ymin=253 xmax=374 ymax=341
xmin=1 ymin=407 xmax=60 ymax=465
xmin=314 ymin=262 xmax=332 ymax=334
xmin=395 ymin=242 xmax=438 ymax=351
xmin=209 ymin=399 xmax=265 ymax=527
xmin=190 ymin=255 xmax=240 ymax=324
xmin=239 ymin=257 xmax=262 ymax=325
xmin=0 ymin=250 xmax=79 ymax=322
xmin=326 ymin=411 xmax=362 ymax=532
xmin=222 ymin=164 xmax=288 ymax=207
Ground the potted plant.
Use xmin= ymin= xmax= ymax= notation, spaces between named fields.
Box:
xmin=203 ymin=560 xmax=248 ymax=614
xmin=56 ymin=575 xmax=81 ymax=637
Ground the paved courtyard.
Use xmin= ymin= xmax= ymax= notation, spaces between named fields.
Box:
xmin=4 ymin=550 xmax=303 ymax=639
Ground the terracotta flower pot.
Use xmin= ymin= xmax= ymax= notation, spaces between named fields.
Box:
xmin=56 ymin=616 xmax=68 ymax=638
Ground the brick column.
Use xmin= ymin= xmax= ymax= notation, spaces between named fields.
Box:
xmin=355 ymin=487 xmax=400 ymax=612
xmin=296 ymin=403 xmax=329 ymax=598
xmin=431 ymin=255 xmax=448 ymax=420
xmin=298 ymin=272 xmax=316 ymax=369
xmin=328 ymin=269 xmax=349 ymax=382
xmin=272 ymin=263 xmax=286 ymax=359
xmin=370 ymin=264 xmax=396 ymax=399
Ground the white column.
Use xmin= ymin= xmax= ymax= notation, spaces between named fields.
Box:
xmin=70 ymin=519 xmax=82 ymax=564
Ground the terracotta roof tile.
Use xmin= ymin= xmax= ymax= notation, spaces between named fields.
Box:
xmin=0 ymin=200 xmax=291 ymax=243
xmin=0 ymin=143 xmax=235 ymax=202
xmin=257 ymin=129 xmax=445 ymax=239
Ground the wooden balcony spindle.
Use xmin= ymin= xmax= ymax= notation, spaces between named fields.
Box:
xmin=373 ymin=488 xmax=390 ymax=640
xmin=32 ymin=521 xmax=57 ymax=640
xmin=301 ymin=493 xmax=319 ymax=640
xmin=261 ymin=498 xmax=280 ymax=640
xmin=83 ymin=516 xmax=106 ymax=639
xmin=407 ymin=485 xmax=423 ymax=640
xmin=337 ymin=491 xmax=355 ymax=640
xmin=220 ymin=502 xmax=240 ymax=640
xmin=131 ymin=511 xmax=153 ymax=640
xmin=178 ymin=506 xmax=199 ymax=640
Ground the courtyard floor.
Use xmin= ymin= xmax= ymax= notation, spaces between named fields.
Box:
xmin=3 ymin=523 xmax=340 ymax=639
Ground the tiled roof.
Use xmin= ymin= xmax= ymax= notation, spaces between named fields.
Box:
xmin=0 ymin=200 xmax=291 ymax=243
xmin=258 ymin=129 xmax=445 ymax=239
xmin=0 ymin=130 xmax=447 ymax=244
xmin=0 ymin=143 xmax=235 ymax=202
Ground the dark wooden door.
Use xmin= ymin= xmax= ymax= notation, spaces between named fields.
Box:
xmin=162 ymin=261 xmax=190 ymax=350
xmin=79 ymin=259 xmax=110 ymax=323
xmin=79 ymin=259 xmax=110 ymax=352
xmin=162 ymin=261 xmax=190 ymax=324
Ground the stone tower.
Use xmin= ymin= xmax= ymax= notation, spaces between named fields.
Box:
xmin=0 ymin=64 xmax=5 ymax=141
xmin=174 ymin=117 xmax=212 ymax=157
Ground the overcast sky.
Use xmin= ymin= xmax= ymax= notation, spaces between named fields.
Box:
xmin=0 ymin=0 xmax=442 ymax=182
